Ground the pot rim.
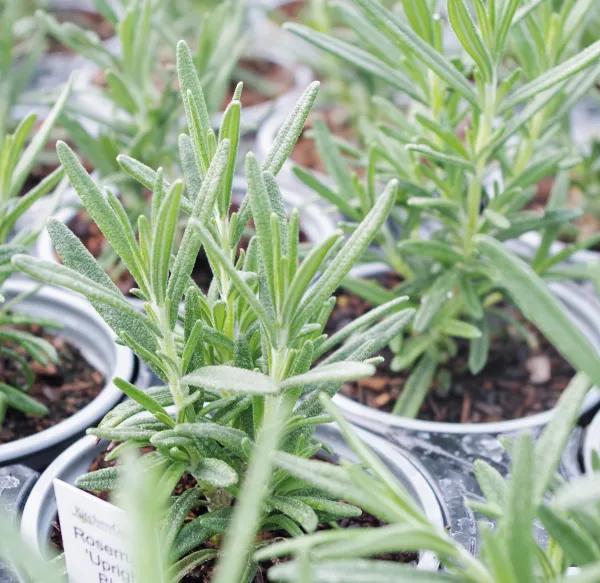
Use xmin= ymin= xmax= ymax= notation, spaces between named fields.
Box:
xmin=0 ymin=279 xmax=134 ymax=465
xmin=334 ymin=278 xmax=600 ymax=435
xmin=20 ymin=425 xmax=443 ymax=571
xmin=583 ymin=409 xmax=600 ymax=474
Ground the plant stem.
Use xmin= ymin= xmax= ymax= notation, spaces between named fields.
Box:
xmin=154 ymin=302 xmax=187 ymax=419
xmin=212 ymin=348 xmax=290 ymax=583
xmin=465 ymin=82 xmax=496 ymax=255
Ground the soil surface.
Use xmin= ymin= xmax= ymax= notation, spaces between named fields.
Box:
xmin=328 ymin=283 xmax=575 ymax=423
xmin=291 ymin=108 xmax=357 ymax=173
xmin=48 ymin=11 xmax=114 ymax=54
xmin=224 ymin=59 xmax=295 ymax=109
xmin=51 ymin=450 xmax=418 ymax=581
xmin=0 ymin=325 xmax=104 ymax=444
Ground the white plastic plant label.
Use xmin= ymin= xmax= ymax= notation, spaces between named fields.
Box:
xmin=53 ymin=479 xmax=134 ymax=583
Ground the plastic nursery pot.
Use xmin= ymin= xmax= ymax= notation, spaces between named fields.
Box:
xmin=0 ymin=279 xmax=140 ymax=471
xmin=583 ymin=408 xmax=600 ymax=474
xmin=332 ymin=268 xmax=600 ymax=515
xmin=34 ymin=175 xmax=337 ymax=303
xmin=337 ymin=267 xmax=600 ymax=437
xmin=19 ymin=424 xmax=468 ymax=571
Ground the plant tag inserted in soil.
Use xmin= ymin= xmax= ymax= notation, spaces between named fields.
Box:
xmin=53 ymin=480 xmax=131 ymax=583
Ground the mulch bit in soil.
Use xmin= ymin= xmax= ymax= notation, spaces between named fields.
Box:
xmin=51 ymin=450 xmax=418 ymax=582
xmin=329 ymin=285 xmax=575 ymax=423
xmin=0 ymin=325 xmax=105 ymax=444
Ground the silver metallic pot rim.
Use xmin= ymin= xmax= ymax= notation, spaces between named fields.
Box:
xmin=334 ymin=274 xmax=600 ymax=435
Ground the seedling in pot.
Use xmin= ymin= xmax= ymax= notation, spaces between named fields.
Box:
xmin=37 ymin=0 xmax=181 ymax=203
xmin=37 ymin=1 xmax=285 ymax=290
xmin=12 ymin=41 xmax=421 ymax=579
xmin=0 ymin=79 xmax=74 ymax=428
xmin=283 ymin=0 xmax=600 ymax=421
xmin=37 ymin=0 xmax=267 ymax=194
xmin=257 ymin=374 xmax=600 ymax=582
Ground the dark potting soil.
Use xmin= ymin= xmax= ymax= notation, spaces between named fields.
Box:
xmin=51 ymin=451 xmax=418 ymax=581
xmin=223 ymin=59 xmax=295 ymax=109
xmin=47 ymin=11 xmax=114 ymax=54
xmin=0 ymin=325 xmax=104 ymax=444
xmin=328 ymin=283 xmax=575 ymax=423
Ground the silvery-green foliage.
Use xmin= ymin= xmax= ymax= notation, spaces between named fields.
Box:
xmin=37 ymin=0 xmax=181 ymax=198
xmin=170 ymin=0 xmax=250 ymax=114
xmin=37 ymin=0 xmax=257 ymax=197
xmin=284 ymin=0 xmax=600 ymax=416
xmin=37 ymin=0 xmax=264 ymax=288
xmin=12 ymin=40 xmax=414 ymax=582
xmin=256 ymin=373 xmax=600 ymax=583
xmin=0 ymin=1 xmax=47 ymax=142
xmin=0 ymin=78 xmax=72 ymax=425
xmin=3 ymin=376 xmax=600 ymax=583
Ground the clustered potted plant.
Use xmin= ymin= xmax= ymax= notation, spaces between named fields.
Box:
xmin=0 ymin=0 xmax=599 ymax=581
xmin=0 ymin=62 xmax=140 ymax=470
xmin=278 ymin=0 xmax=600 ymax=433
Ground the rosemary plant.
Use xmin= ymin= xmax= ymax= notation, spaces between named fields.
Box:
xmin=166 ymin=0 xmax=251 ymax=114
xmin=256 ymin=373 xmax=600 ymax=583
xmin=0 ymin=80 xmax=72 ymax=426
xmin=12 ymin=41 xmax=415 ymax=580
xmin=0 ymin=0 xmax=47 ymax=140
xmin=3 ymin=377 xmax=600 ymax=582
xmin=38 ymin=0 xmax=257 ymax=195
xmin=284 ymin=0 xmax=600 ymax=416
xmin=37 ymin=0 xmax=181 ymax=204
xmin=38 ymin=0 xmax=266 ymax=285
